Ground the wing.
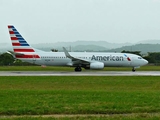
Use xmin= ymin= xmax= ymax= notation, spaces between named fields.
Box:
xmin=63 ymin=47 xmax=91 ymax=66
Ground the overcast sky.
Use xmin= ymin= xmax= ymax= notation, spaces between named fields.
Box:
xmin=1 ymin=0 xmax=160 ymax=44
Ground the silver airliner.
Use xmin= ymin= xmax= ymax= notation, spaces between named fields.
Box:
xmin=7 ymin=25 xmax=148 ymax=72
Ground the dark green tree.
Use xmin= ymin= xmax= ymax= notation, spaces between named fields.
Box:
xmin=145 ymin=52 xmax=160 ymax=64
xmin=0 ymin=53 xmax=14 ymax=65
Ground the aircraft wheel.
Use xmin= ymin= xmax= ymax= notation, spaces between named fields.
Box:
xmin=75 ymin=67 xmax=82 ymax=72
xmin=132 ymin=68 xmax=136 ymax=72
xmin=75 ymin=67 xmax=78 ymax=72
xmin=78 ymin=67 xmax=82 ymax=72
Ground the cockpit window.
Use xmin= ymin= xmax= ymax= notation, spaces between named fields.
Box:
xmin=138 ymin=57 xmax=142 ymax=59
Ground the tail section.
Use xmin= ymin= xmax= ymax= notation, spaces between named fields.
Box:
xmin=8 ymin=25 xmax=41 ymax=61
xmin=8 ymin=25 xmax=35 ymax=52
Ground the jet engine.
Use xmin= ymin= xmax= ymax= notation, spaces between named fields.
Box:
xmin=90 ymin=62 xmax=104 ymax=69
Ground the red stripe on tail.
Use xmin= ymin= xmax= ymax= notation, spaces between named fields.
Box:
xmin=9 ymin=31 xmax=14 ymax=34
xmin=8 ymin=26 xmax=12 ymax=28
xmin=14 ymin=49 xmax=35 ymax=52
xmin=11 ymin=37 xmax=18 ymax=40
xmin=12 ymin=43 xmax=20 ymax=46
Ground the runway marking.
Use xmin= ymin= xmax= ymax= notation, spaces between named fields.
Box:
xmin=0 ymin=71 xmax=160 ymax=76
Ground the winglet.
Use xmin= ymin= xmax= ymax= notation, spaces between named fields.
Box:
xmin=63 ymin=47 xmax=74 ymax=59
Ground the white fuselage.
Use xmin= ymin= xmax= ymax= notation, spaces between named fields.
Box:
xmin=18 ymin=51 xmax=148 ymax=68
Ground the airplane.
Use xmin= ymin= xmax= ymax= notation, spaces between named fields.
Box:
xmin=7 ymin=25 xmax=148 ymax=72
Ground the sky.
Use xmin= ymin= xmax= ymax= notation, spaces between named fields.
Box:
xmin=1 ymin=0 xmax=160 ymax=44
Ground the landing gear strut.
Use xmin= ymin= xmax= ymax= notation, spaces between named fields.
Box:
xmin=132 ymin=67 xmax=136 ymax=72
xmin=75 ymin=66 xmax=82 ymax=72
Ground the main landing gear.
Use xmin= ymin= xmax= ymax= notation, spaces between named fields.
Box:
xmin=75 ymin=66 xmax=82 ymax=72
xmin=132 ymin=67 xmax=136 ymax=72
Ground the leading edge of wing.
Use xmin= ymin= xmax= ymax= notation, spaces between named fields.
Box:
xmin=63 ymin=47 xmax=91 ymax=64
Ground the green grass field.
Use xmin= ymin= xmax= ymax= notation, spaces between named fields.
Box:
xmin=0 ymin=65 xmax=159 ymax=71
xmin=0 ymin=76 xmax=160 ymax=120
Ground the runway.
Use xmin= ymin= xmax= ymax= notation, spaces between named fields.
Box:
xmin=0 ymin=71 xmax=160 ymax=76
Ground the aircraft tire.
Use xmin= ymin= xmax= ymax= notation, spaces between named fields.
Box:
xmin=75 ymin=67 xmax=82 ymax=72
xmin=132 ymin=68 xmax=136 ymax=72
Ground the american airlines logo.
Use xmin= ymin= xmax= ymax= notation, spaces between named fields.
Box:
xmin=91 ymin=55 xmax=124 ymax=61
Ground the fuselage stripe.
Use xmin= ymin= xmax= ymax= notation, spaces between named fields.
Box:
xmin=16 ymin=54 xmax=40 ymax=58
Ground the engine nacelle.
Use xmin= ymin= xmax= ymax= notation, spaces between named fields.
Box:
xmin=90 ymin=62 xmax=104 ymax=69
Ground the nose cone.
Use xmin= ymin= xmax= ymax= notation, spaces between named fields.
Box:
xmin=143 ymin=59 xmax=148 ymax=65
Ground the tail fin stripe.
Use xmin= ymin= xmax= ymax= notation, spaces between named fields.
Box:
xmin=11 ymin=37 xmax=18 ymax=40
xmin=12 ymin=40 xmax=19 ymax=43
xmin=14 ymin=49 xmax=35 ymax=52
xmin=9 ymin=31 xmax=14 ymax=34
xmin=11 ymin=38 xmax=25 ymax=41
xmin=8 ymin=30 xmax=18 ymax=33
xmin=10 ymin=36 xmax=24 ymax=40
xmin=13 ymin=46 xmax=32 ymax=48
xmin=19 ymin=41 xmax=27 ymax=43
xmin=12 ymin=42 xmax=29 ymax=46
xmin=17 ymin=38 xmax=25 ymax=40
xmin=20 ymin=44 xmax=29 ymax=46
xmin=8 ymin=26 xmax=14 ymax=28
xmin=13 ymin=32 xmax=20 ymax=34
xmin=12 ymin=43 xmax=20 ymax=46
xmin=12 ymin=28 xmax=17 ymax=31
xmin=16 ymin=35 xmax=22 ymax=37
xmin=10 ymin=34 xmax=17 ymax=37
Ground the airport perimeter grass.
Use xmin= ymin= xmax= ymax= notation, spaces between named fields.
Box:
xmin=0 ymin=65 xmax=160 ymax=71
xmin=0 ymin=76 xmax=160 ymax=120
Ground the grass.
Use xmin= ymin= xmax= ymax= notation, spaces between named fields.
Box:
xmin=0 ymin=115 xmax=160 ymax=120
xmin=0 ymin=65 xmax=160 ymax=71
xmin=0 ymin=76 xmax=160 ymax=119
xmin=0 ymin=66 xmax=74 ymax=71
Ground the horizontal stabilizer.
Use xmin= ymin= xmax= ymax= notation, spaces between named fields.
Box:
xmin=7 ymin=50 xmax=24 ymax=58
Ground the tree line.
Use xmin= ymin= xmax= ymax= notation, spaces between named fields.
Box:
xmin=1 ymin=51 xmax=160 ymax=66
xmin=0 ymin=53 xmax=36 ymax=66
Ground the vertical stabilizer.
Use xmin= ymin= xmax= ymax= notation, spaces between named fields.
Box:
xmin=8 ymin=25 xmax=35 ymax=53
